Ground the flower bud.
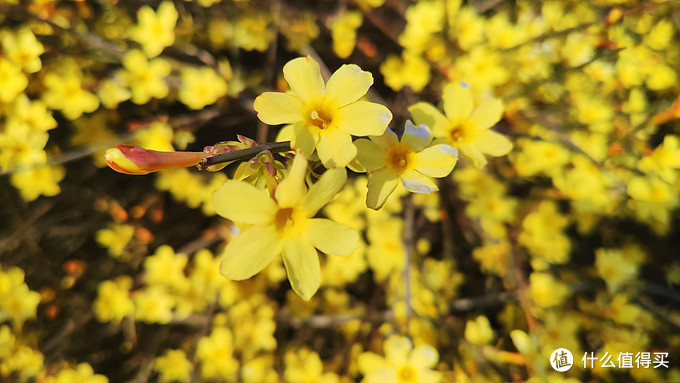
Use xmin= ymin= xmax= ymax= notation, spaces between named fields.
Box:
xmin=105 ymin=145 xmax=207 ymax=175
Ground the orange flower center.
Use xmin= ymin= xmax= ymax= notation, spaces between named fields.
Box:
xmin=306 ymin=104 xmax=334 ymax=130
xmin=448 ymin=120 xmax=476 ymax=145
xmin=386 ymin=143 xmax=414 ymax=175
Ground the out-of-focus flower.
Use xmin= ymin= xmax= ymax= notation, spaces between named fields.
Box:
xmin=331 ymin=11 xmax=362 ymax=59
xmin=120 ymin=50 xmax=171 ymax=105
xmin=358 ymin=335 xmax=441 ymax=383
xmin=93 ymin=276 xmax=134 ymax=324
xmin=154 ymin=349 xmax=192 ymax=383
xmin=131 ymin=1 xmax=178 ymax=58
xmin=465 ymin=315 xmax=494 ymax=345
xmin=178 ymin=66 xmax=228 ymax=110
xmin=104 ymin=145 xmax=207 ymax=175
xmin=409 ymin=81 xmax=511 ymax=168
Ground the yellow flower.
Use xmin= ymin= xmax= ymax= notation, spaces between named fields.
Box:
xmin=154 ymin=349 xmax=192 ymax=383
xmin=254 ymin=56 xmax=392 ymax=168
xmin=409 ymin=82 xmax=512 ymax=168
xmin=133 ymin=286 xmax=174 ymax=324
xmin=0 ymin=58 xmax=27 ymax=103
xmin=178 ymin=66 xmax=228 ymax=110
xmin=380 ymin=52 xmax=431 ymax=92
xmin=131 ymin=1 xmax=178 ymax=58
xmin=595 ymin=248 xmax=638 ymax=292
xmin=143 ymin=245 xmax=188 ymax=288
xmin=331 ymin=11 xmax=362 ymax=59
xmin=0 ymin=266 xmax=41 ymax=329
xmin=358 ymin=335 xmax=441 ymax=383
xmin=464 ymin=315 xmax=494 ymax=345
xmin=95 ymin=223 xmax=135 ymax=259
xmin=196 ymin=327 xmax=239 ymax=381
xmin=10 ymin=165 xmax=65 ymax=202
xmin=93 ymin=276 xmax=134 ymax=324
xmin=354 ymin=121 xmax=458 ymax=209
xmin=529 ymin=272 xmax=570 ymax=308
xmin=42 ymin=67 xmax=100 ymax=120
xmin=120 ymin=50 xmax=170 ymax=105
xmin=46 ymin=363 xmax=108 ymax=383
xmin=212 ymin=154 xmax=359 ymax=300
xmin=284 ymin=347 xmax=340 ymax=383
xmin=2 ymin=28 xmax=44 ymax=73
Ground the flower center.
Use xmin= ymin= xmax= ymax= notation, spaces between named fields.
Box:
xmin=398 ymin=365 xmax=417 ymax=383
xmin=448 ymin=120 xmax=476 ymax=145
xmin=386 ymin=143 xmax=414 ymax=175
xmin=307 ymin=105 xmax=334 ymax=130
xmin=273 ymin=206 xmax=306 ymax=237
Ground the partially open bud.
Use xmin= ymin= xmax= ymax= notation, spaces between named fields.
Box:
xmin=105 ymin=145 xmax=208 ymax=175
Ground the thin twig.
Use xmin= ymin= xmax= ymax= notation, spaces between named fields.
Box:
xmin=202 ymin=141 xmax=292 ymax=167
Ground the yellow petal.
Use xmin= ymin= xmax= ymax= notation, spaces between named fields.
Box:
xmin=401 ymin=120 xmax=432 ymax=152
xmin=442 ymin=81 xmax=473 ymax=121
xmin=254 ymin=92 xmax=305 ymax=125
xmin=413 ymin=144 xmax=458 ymax=177
xmin=276 ymin=124 xmax=294 ymax=142
xmin=283 ymin=56 xmax=324 ymax=103
xmin=304 ymin=168 xmax=347 ymax=216
xmin=469 ymin=98 xmax=504 ymax=130
xmin=354 ymin=138 xmax=386 ymax=171
xmin=409 ymin=345 xmax=439 ymax=368
xmin=325 ymin=64 xmax=373 ymax=106
xmin=460 ymin=144 xmax=488 ymax=168
xmin=220 ymin=225 xmax=283 ymax=280
xmin=475 ymin=129 xmax=513 ymax=157
xmin=292 ymin=123 xmax=319 ymax=158
xmin=306 ymin=218 xmax=359 ymax=256
xmin=316 ymin=128 xmax=357 ymax=168
xmin=401 ymin=169 xmax=438 ymax=193
xmin=276 ymin=154 xmax=308 ymax=208
xmin=366 ymin=168 xmax=399 ymax=210
xmin=282 ymin=237 xmax=320 ymax=300
xmin=335 ymin=101 xmax=392 ymax=136
xmin=384 ymin=336 xmax=412 ymax=365
xmin=212 ymin=180 xmax=277 ymax=225
xmin=408 ymin=102 xmax=450 ymax=137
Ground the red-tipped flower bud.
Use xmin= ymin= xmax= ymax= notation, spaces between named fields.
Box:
xmin=105 ymin=145 xmax=207 ymax=175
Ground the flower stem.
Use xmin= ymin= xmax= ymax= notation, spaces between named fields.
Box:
xmin=202 ymin=141 xmax=292 ymax=167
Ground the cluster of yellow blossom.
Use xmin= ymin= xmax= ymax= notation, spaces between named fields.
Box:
xmin=2 ymin=0 xmax=680 ymax=382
